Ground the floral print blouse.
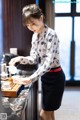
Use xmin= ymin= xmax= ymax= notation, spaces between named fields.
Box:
xmin=20 ymin=24 xmax=60 ymax=81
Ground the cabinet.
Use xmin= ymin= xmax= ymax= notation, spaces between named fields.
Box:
xmin=25 ymin=81 xmax=38 ymax=120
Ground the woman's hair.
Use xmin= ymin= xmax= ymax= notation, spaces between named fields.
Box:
xmin=22 ymin=4 xmax=43 ymax=26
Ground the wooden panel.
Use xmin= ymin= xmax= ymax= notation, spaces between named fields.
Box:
xmin=1 ymin=77 xmax=23 ymax=97
xmin=2 ymin=84 xmax=23 ymax=97
xmin=2 ymin=0 xmax=35 ymax=56
xmin=39 ymin=0 xmax=45 ymax=16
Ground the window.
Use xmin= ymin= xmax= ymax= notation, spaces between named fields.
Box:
xmin=74 ymin=17 xmax=80 ymax=80
xmin=0 ymin=0 xmax=3 ymax=61
xmin=36 ymin=0 xmax=39 ymax=5
xmin=54 ymin=0 xmax=71 ymax=13
xmin=54 ymin=0 xmax=80 ymax=81
xmin=76 ymin=0 xmax=80 ymax=12
xmin=55 ymin=17 xmax=72 ymax=80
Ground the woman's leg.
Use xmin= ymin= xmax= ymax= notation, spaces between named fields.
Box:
xmin=40 ymin=109 xmax=55 ymax=120
xmin=51 ymin=111 xmax=55 ymax=120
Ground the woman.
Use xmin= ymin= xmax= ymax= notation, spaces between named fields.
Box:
xmin=9 ymin=4 xmax=66 ymax=120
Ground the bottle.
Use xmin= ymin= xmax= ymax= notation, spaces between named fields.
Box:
xmin=0 ymin=54 xmax=8 ymax=80
xmin=0 ymin=63 xmax=5 ymax=113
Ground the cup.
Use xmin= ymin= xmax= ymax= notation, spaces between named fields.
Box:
xmin=10 ymin=48 xmax=17 ymax=55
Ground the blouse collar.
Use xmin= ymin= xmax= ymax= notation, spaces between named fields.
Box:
xmin=38 ymin=24 xmax=48 ymax=38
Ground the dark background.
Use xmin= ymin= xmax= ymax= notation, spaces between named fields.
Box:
xmin=2 ymin=0 xmax=45 ymax=56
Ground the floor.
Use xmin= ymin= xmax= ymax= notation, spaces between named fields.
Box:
xmin=38 ymin=86 xmax=80 ymax=120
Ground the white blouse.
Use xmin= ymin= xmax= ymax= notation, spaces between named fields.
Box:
xmin=20 ymin=25 xmax=60 ymax=81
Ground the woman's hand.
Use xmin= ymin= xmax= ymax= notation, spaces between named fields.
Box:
xmin=21 ymin=78 xmax=32 ymax=85
xmin=9 ymin=56 xmax=24 ymax=66
xmin=12 ymin=76 xmax=32 ymax=85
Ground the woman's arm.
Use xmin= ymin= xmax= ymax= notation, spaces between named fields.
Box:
xmin=9 ymin=34 xmax=38 ymax=66
xmin=28 ymin=32 xmax=59 ymax=81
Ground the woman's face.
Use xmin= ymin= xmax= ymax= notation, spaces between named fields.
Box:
xmin=25 ymin=16 xmax=44 ymax=33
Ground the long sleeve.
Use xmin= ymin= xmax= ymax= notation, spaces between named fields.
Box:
xmin=28 ymin=32 xmax=59 ymax=81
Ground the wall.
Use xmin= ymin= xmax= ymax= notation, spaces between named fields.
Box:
xmin=2 ymin=0 xmax=54 ymax=56
xmin=2 ymin=0 xmax=35 ymax=56
xmin=45 ymin=0 xmax=54 ymax=29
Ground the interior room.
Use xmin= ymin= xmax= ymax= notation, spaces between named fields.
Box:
xmin=0 ymin=0 xmax=80 ymax=120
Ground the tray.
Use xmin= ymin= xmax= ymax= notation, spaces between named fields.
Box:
xmin=1 ymin=77 xmax=23 ymax=97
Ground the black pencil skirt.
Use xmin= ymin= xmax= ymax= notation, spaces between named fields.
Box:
xmin=41 ymin=67 xmax=66 ymax=111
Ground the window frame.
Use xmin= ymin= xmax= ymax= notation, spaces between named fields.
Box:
xmin=54 ymin=0 xmax=80 ymax=84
